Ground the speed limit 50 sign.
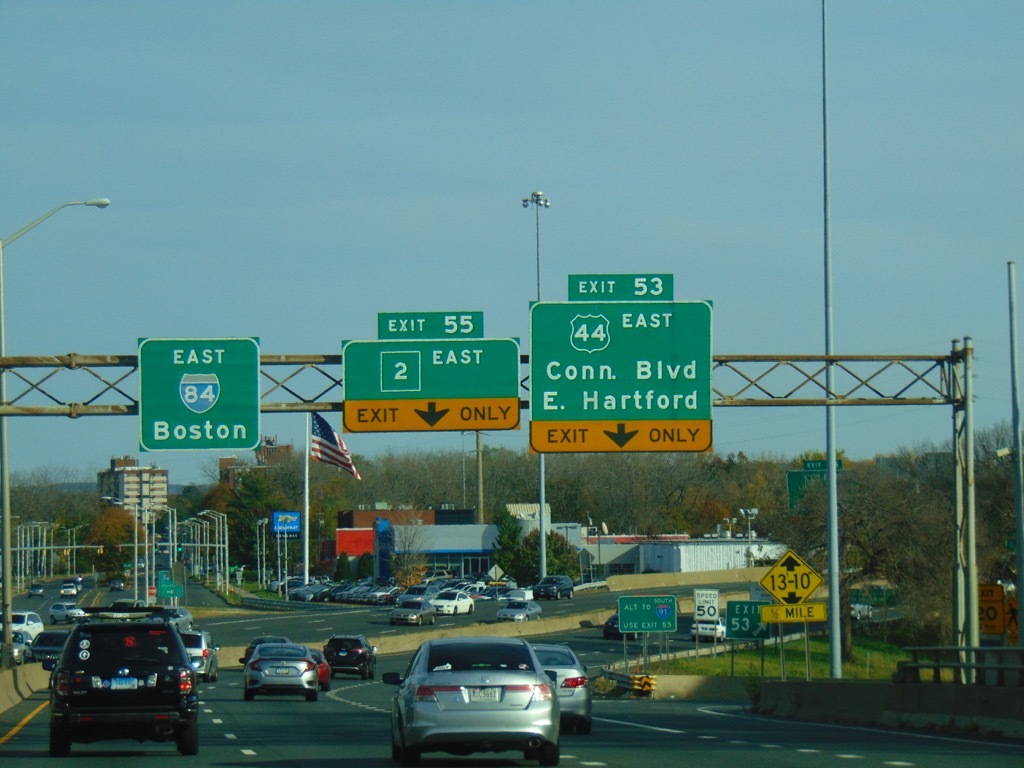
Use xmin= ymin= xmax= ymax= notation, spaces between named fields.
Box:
xmin=694 ymin=588 xmax=720 ymax=620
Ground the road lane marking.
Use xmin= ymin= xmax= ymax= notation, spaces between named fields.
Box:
xmin=0 ymin=701 xmax=48 ymax=745
xmin=595 ymin=717 xmax=686 ymax=735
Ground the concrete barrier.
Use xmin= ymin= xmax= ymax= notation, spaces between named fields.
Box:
xmin=756 ymin=679 xmax=1024 ymax=740
xmin=0 ymin=664 xmax=51 ymax=712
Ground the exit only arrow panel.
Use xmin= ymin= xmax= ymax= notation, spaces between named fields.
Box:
xmin=342 ymin=338 xmax=521 ymax=433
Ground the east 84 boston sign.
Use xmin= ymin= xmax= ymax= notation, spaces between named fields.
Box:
xmin=139 ymin=338 xmax=261 ymax=451
xmin=529 ymin=300 xmax=712 ymax=453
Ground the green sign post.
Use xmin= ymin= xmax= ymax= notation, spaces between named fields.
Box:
xmin=342 ymin=338 xmax=521 ymax=433
xmin=617 ymin=595 xmax=678 ymax=633
xmin=529 ymin=300 xmax=712 ymax=452
xmin=138 ymin=338 xmax=260 ymax=451
xmin=725 ymin=600 xmax=771 ymax=640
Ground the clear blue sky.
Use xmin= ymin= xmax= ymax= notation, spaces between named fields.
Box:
xmin=2 ymin=2 xmax=1022 ymax=486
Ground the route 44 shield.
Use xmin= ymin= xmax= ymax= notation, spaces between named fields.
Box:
xmin=570 ymin=313 xmax=610 ymax=353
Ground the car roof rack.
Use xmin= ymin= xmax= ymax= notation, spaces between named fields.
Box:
xmin=80 ymin=605 xmax=178 ymax=623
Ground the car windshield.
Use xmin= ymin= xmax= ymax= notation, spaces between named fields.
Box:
xmin=428 ymin=643 xmax=535 ymax=673
xmin=257 ymin=644 xmax=307 ymax=660
xmin=533 ymin=648 xmax=575 ymax=666
xmin=328 ymin=637 xmax=359 ymax=650
xmin=35 ymin=631 xmax=69 ymax=646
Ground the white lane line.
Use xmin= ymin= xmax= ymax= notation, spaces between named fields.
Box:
xmin=593 ymin=717 xmax=687 ymax=735
xmin=212 ymin=718 xmax=223 ymax=724
xmin=225 ymin=733 xmax=237 ymax=740
xmin=241 ymin=749 xmax=257 ymax=755
xmin=883 ymin=762 xmax=915 ymax=766
xmin=835 ymin=755 xmax=864 ymax=759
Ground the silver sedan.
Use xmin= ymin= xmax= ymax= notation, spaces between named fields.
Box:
xmin=531 ymin=643 xmax=592 ymax=734
xmin=497 ymin=600 xmax=542 ymax=622
xmin=242 ymin=643 xmax=320 ymax=701
xmin=382 ymin=636 xmax=560 ymax=765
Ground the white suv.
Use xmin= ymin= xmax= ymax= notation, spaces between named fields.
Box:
xmin=50 ymin=603 xmax=86 ymax=624
xmin=690 ymin=617 xmax=726 ymax=641
xmin=6 ymin=611 xmax=45 ymax=640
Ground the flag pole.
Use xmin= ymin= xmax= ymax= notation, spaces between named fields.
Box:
xmin=303 ymin=412 xmax=311 ymax=586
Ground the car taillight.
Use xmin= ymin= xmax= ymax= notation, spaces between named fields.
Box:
xmin=53 ymin=670 xmax=71 ymax=696
xmin=561 ymin=675 xmax=588 ymax=689
xmin=303 ymin=661 xmax=316 ymax=672
xmin=201 ymin=649 xmax=209 ymax=659
xmin=249 ymin=661 xmax=262 ymax=671
xmin=414 ymin=685 xmax=460 ymax=701
xmin=178 ymin=668 xmax=195 ymax=694
xmin=507 ymin=683 xmax=554 ymax=701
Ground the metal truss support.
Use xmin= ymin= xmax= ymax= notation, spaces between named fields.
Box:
xmin=0 ymin=343 xmax=977 ymax=662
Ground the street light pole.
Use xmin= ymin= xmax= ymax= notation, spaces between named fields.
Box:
xmin=522 ymin=191 xmax=550 ymax=578
xmin=1 ymin=198 xmax=109 ymax=667
xmin=739 ymin=508 xmax=758 ymax=568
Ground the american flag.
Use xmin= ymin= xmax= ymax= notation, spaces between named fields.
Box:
xmin=310 ymin=412 xmax=362 ymax=480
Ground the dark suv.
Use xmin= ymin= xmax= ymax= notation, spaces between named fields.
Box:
xmin=534 ymin=574 xmax=575 ymax=600
xmin=44 ymin=607 xmax=200 ymax=756
xmin=322 ymin=634 xmax=377 ymax=679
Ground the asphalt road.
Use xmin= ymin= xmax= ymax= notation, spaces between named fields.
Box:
xmin=6 ymin=577 xmax=1022 ymax=765
xmin=3 ymin=655 xmax=1022 ymax=767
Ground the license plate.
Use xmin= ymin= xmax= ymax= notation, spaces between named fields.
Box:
xmin=273 ymin=667 xmax=293 ymax=676
xmin=470 ymin=686 xmax=499 ymax=702
xmin=110 ymin=677 xmax=138 ymax=690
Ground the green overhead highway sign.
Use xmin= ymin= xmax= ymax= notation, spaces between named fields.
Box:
xmin=529 ymin=300 xmax=712 ymax=453
xmin=377 ymin=311 xmax=484 ymax=339
xmin=138 ymin=337 xmax=260 ymax=451
xmin=342 ymin=338 xmax=521 ymax=433
xmin=568 ymin=273 xmax=674 ymax=301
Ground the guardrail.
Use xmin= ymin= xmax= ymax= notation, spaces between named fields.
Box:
xmin=894 ymin=646 xmax=1024 ymax=686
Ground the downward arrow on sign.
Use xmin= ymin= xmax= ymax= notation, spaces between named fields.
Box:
xmin=604 ymin=423 xmax=638 ymax=447
xmin=415 ymin=402 xmax=449 ymax=426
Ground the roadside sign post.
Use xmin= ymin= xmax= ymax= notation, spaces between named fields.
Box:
xmin=726 ymin=600 xmax=772 ymax=676
xmin=617 ymin=595 xmax=677 ymax=675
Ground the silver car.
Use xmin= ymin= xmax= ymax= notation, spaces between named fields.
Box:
xmin=531 ymin=643 xmax=592 ymax=734
xmin=497 ymin=600 xmax=542 ymax=622
xmin=383 ymin=636 xmax=560 ymax=766
xmin=389 ymin=597 xmax=437 ymax=626
xmin=180 ymin=629 xmax=220 ymax=682
xmin=242 ymin=642 xmax=319 ymax=701
xmin=10 ymin=630 xmax=29 ymax=664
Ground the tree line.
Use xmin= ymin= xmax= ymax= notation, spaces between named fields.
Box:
xmin=11 ymin=422 xmax=1020 ymax=648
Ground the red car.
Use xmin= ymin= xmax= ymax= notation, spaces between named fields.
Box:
xmin=309 ymin=648 xmax=331 ymax=691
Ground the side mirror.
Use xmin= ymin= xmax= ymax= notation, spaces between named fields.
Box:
xmin=381 ymin=671 xmax=402 ymax=686
xmin=371 ymin=646 xmax=378 ymax=653
xmin=238 ymin=658 xmax=246 ymax=664
xmin=42 ymin=659 xmax=57 ymax=672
